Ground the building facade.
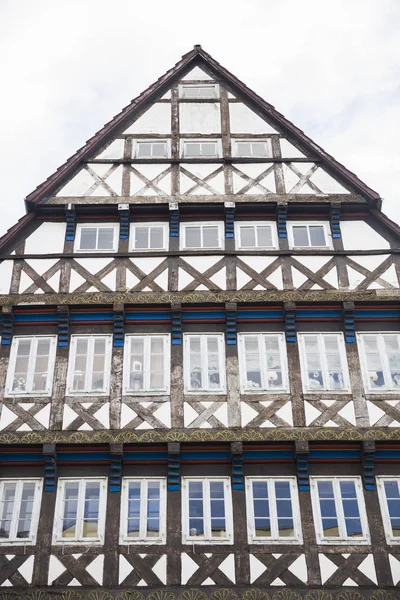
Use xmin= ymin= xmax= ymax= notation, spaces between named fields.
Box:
xmin=0 ymin=46 xmax=399 ymax=600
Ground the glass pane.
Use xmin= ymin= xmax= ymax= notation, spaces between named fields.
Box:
xmin=185 ymin=143 xmax=201 ymax=157
xmin=12 ymin=339 xmax=32 ymax=392
xmin=202 ymin=226 xmax=219 ymax=248
xmin=32 ymin=339 xmax=51 ymax=392
xmin=257 ymin=226 xmax=273 ymax=247
xmin=189 ymin=337 xmax=202 ymax=389
xmin=201 ymin=143 xmax=217 ymax=156
xmin=98 ymin=228 xmax=114 ymax=250
xmin=292 ymin=226 xmax=309 ymax=247
xmin=189 ymin=500 xmax=203 ymax=517
xmin=185 ymin=227 xmax=201 ymax=248
xmin=150 ymin=337 xmax=165 ymax=390
xmin=0 ymin=483 xmax=16 ymax=538
xmin=254 ymin=499 xmax=269 ymax=518
xmin=80 ymin=228 xmax=97 ymax=250
xmin=17 ymin=482 xmax=35 ymax=538
xmin=211 ymin=518 xmax=226 ymax=537
xmin=237 ymin=142 xmax=251 ymax=157
xmin=340 ymin=480 xmax=356 ymax=498
xmin=239 ymin=226 xmax=256 ymax=248
xmin=309 ymin=226 xmax=326 ymax=246
xmin=135 ymin=227 xmax=149 ymax=249
xmin=127 ymin=519 xmax=140 ymax=537
xmin=278 ymin=519 xmax=294 ymax=537
xmin=82 ymin=520 xmax=98 ymax=537
xmin=152 ymin=143 xmax=166 ymax=158
xmin=251 ymin=142 xmax=268 ymax=157
xmin=147 ymin=519 xmax=160 ymax=537
xmin=137 ymin=143 xmax=152 ymax=158
xmin=322 ymin=519 xmax=339 ymax=537
xmin=253 ymin=481 xmax=268 ymax=499
xmin=245 ymin=336 xmax=262 ymax=388
xmin=210 ymin=481 xmax=224 ymax=498
xmin=188 ymin=481 xmax=203 ymax=498
xmin=189 ymin=519 xmax=204 ymax=536
xmin=317 ymin=481 xmax=334 ymax=498
xmin=384 ymin=480 xmax=400 ymax=499
xmin=255 ymin=519 xmax=271 ymax=537
xmin=62 ymin=483 xmax=78 ymax=538
xmin=391 ymin=519 xmax=400 ymax=537
xmin=129 ymin=337 xmax=144 ymax=391
xmin=150 ymin=227 xmax=164 ymax=249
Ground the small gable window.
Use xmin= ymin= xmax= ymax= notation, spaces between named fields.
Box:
xmin=135 ymin=141 xmax=168 ymax=159
xmin=181 ymin=222 xmax=224 ymax=250
xmin=182 ymin=140 xmax=219 ymax=158
xmin=180 ymin=85 xmax=218 ymax=99
xmin=289 ymin=223 xmax=331 ymax=249
xmin=130 ymin=223 xmax=168 ymax=251
xmin=234 ymin=140 xmax=270 ymax=158
xmin=235 ymin=222 xmax=276 ymax=249
xmin=76 ymin=224 xmax=118 ymax=252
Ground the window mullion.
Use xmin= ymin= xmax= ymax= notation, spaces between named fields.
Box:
xmin=204 ymin=480 xmax=211 ymax=540
xmin=77 ymin=481 xmax=85 ymax=541
xmin=202 ymin=337 xmax=208 ymax=391
xmin=10 ymin=481 xmax=22 ymax=541
xmin=144 ymin=337 xmax=150 ymax=391
xmin=259 ymin=335 xmax=268 ymax=391
xmin=334 ymin=479 xmax=347 ymax=540
xmin=95 ymin=228 xmax=100 ymax=250
xmin=269 ymin=480 xmax=278 ymax=540
xmin=86 ymin=338 xmax=94 ymax=393
xmin=320 ymin=336 xmax=330 ymax=390
xmin=380 ymin=335 xmax=391 ymax=391
xmin=26 ymin=338 xmax=38 ymax=393
xmin=140 ymin=481 xmax=147 ymax=540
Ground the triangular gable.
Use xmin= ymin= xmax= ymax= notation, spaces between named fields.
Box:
xmin=25 ymin=45 xmax=380 ymax=206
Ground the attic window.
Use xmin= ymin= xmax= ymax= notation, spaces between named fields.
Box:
xmin=180 ymin=85 xmax=218 ymax=99
xmin=182 ymin=141 xmax=219 ymax=158
xmin=234 ymin=140 xmax=271 ymax=158
xmin=135 ymin=141 xmax=168 ymax=159
xmin=75 ymin=224 xmax=118 ymax=252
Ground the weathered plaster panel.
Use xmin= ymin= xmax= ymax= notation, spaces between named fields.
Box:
xmin=123 ymin=104 xmax=171 ymax=134
xmin=229 ymin=103 xmax=278 ymax=134
xmin=341 ymin=221 xmax=390 ymax=250
xmin=24 ymin=223 xmax=66 ymax=253
xmin=179 ymin=103 xmax=221 ymax=133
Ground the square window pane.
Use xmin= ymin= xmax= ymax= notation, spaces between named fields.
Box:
xmin=202 ymin=143 xmax=217 ymax=156
xmin=252 ymin=481 xmax=268 ymax=498
xmin=80 ymin=228 xmax=97 ymax=250
xmin=185 ymin=143 xmax=200 ymax=157
xmin=185 ymin=227 xmax=201 ymax=248
xmin=257 ymin=226 xmax=273 ymax=247
xmin=203 ymin=226 xmax=219 ymax=248
xmin=384 ymin=481 xmax=400 ymax=499
xmin=189 ymin=519 xmax=204 ymax=536
xmin=237 ymin=142 xmax=251 ymax=157
xmin=292 ymin=226 xmax=309 ymax=247
xmin=135 ymin=227 xmax=149 ymax=249
xmin=239 ymin=226 xmax=256 ymax=247
xmin=98 ymin=228 xmax=114 ymax=250
xmin=255 ymin=519 xmax=271 ymax=537
xmin=150 ymin=227 xmax=164 ymax=249
xmin=309 ymin=226 xmax=326 ymax=246
xmin=137 ymin=143 xmax=152 ymax=158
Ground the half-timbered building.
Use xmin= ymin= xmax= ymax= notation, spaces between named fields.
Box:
xmin=0 ymin=45 xmax=399 ymax=600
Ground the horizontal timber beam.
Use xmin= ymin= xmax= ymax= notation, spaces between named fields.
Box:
xmin=0 ymin=288 xmax=399 ymax=306
xmin=0 ymin=426 xmax=399 ymax=444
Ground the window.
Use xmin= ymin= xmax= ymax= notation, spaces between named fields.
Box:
xmin=182 ymin=478 xmax=233 ymax=544
xmin=298 ymin=334 xmax=350 ymax=393
xmin=120 ymin=478 xmax=166 ymax=544
xmin=76 ymin=224 xmax=118 ymax=252
xmin=135 ymin=141 xmax=168 ymax=158
xmin=0 ymin=479 xmax=42 ymax=544
xmin=182 ymin=141 xmax=219 ymax=158
xmin=123 ymin=335 xmax=170 ymax=394
xmin=180 ymin=85 xmax=218 ymax=99
xmin=288 ymin=223 xmax=331 ymax=248
xmin=53 ymin=478 xmax=107 ymax=544
xmin=238 ymin=334 xmax=288 ymax=392
xmin=234 ymin=140 xmax=270 ymax=158
xmin=310 ymin=477 xmax=369 ymax=544
xmin=377 ymin=477 xmax=400 ymax=544
xmin=66 ymin=335 xmax=112 ymax=395
xmin=235 ymin=222 xmax=276 ymax=249
xmin=246 ymin=478 xmax=302 ymax=543
xmin=6 ymin=336 xmax=57 ymax=396
xmin=130 ymin=223 xmax=168 ymax=251
xmin=184 ymin=334 xmax=226 ymax=393
xmin=181 ymin=222 xmax=224 ymax=250
xmin=358 ymin=333 xmax=400 ymax=393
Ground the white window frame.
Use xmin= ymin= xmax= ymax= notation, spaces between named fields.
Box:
xmin=238 ymin=333 xmax=289 ymax=393
xmin=75 ymin=223 xmax=119 ymax=253
xmin=5 ymin=335 xmax=57 ymax=397
xmin=66 ymin=335 xmax=112 ymax=396
xmin=0 ymin=479 xmax=42 ymax=545
xmin=377 ymin=477 xmax=400 ymax=544
xmin=245 ymin=477 xmax=302 ymax=544
xmin=179 ymin=84 xmax=218 ymax=99
xmin=129 ymin=222 xmax=169 ymax=252
xmin=183 ymin=334 xmax=226 ymax=394
xmin=298 ymin=333 xmax=350 ymax=393
xmin=288 ymin=222 xmax=332 ymax=249
xmin=182 ymin=477 xmax=233 ymax=544
xmin=180 ymin=221 xmax=224 ymax=250
xmin=235 ymin=221 xmax=277 ymax=250
xmin=120 ymin=478 xmax=167 ymax=545
xmin=133 ymin=140 xmax=170 ymax=159
xmin=181 ymin=140 xmax=221 ymax=159
xmin=233 ymin=139 xmax=271 ymax=158
xmin=123 ymin=334 xmax=170 ymax=395
xmin=52 ymin=477 xmax=107 ymax=545
xmin=357 ymin=333 xmax=400 ymax=393
xmin=310 ymin=476 xmax=370 ymax=545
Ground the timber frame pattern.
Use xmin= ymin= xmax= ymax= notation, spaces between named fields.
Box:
xmin=1 ymin=46 xmax=400 ymax=598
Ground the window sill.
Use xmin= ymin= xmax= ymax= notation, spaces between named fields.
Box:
xmin=119 ymin=538 xmax=166 ymax=546
xmin=317 ymin=539 xmax=370 ymax=546
xmin=248 ymin=538 xmax=302 ymax=545
xmin=182 ymin=539 xmax=234 ymax=546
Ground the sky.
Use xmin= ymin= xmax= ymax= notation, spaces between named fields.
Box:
xmin=0 ymin=0 xmax=399 ymax=235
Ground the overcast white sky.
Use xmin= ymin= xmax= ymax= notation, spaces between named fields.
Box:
xmin=0 ymin=0 xmax=399 ymax=235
